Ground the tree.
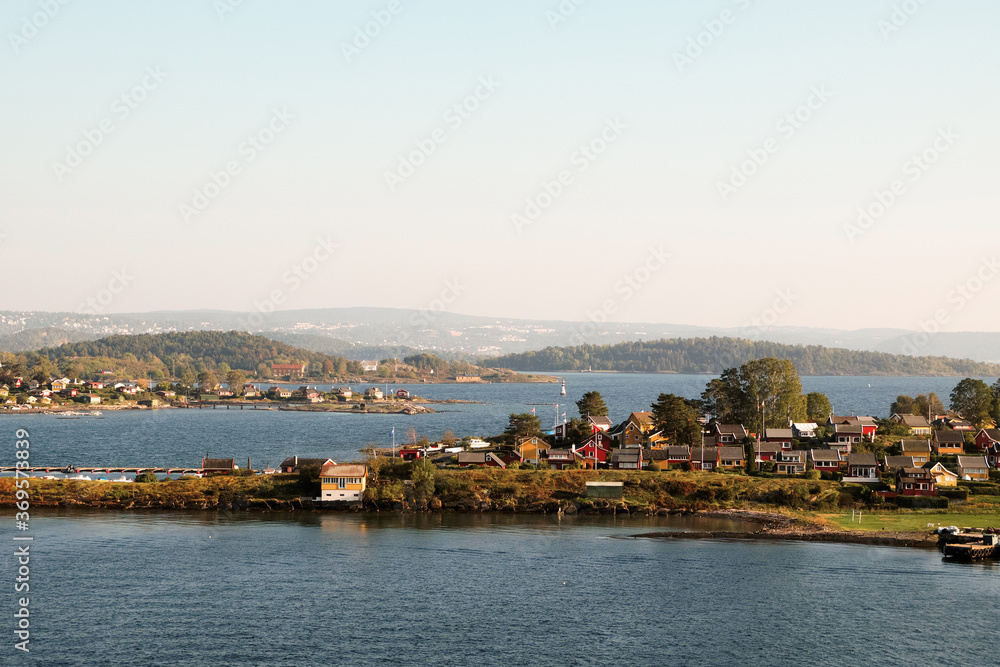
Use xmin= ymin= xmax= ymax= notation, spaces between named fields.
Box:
xmin=805 ymin=392 xmax=832 ymax=422
xmin=322 ymin=359 xmax=335 ymax=376
xmin=650 ymin=393 xmax=701 ymax=446
xmin=950 ymin=378 xmax=993 ymax=426
xmin=576 ymin=391 xmax=608 ymax=419
xmin=256 ymin=363 xmax=271 ymax=380
xmin=197 ymin=370 xmax=218 ymax=393
xmin=227 ymin=370 xmax=246 ymax=397
xmin=703 ymin=358 xmax=805 ymax=429
xmin=442 ymin=430 xmax=457 ymax=446
xmin=890 ymin=394 xmax=915 ymax=416
xmin=217 ymin=362 xmax=231 ymax=378
xmin=411 ymin=458 xmax=436 ymax=505
xmin=700 ymin=376 xmax=739 ymax=422
xmin=503 ymin=413 xmax=543 ymax=441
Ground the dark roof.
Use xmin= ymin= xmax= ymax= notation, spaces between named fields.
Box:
xmin=754 ymin=443 xmax=783 ymax=453
xmin=979 ymin=428 xmax=1000 ymax=441
xmin=848 ymin=453 xmax=877 ymax=466
xmin=691 ymin=446 xmax=719 ymax=460
xmin=884 ymin=456 xmax=917 ymax=469
xmin=611 ymin=450 xmax=642 ymax=463
xmin=458 ymin=451 xmax=488 ymax=464
xmin=933 ymin=430 xmax=965 ymax=444
xmin=957 ymin=455 xmax=988 ymax=468
xmin=765 ymin=428 xmax=793 ymax=439
xmin=202 ymin=458 xmax=235 ymax=470
xmin=714 ymin=424 xmax=747 ymax=438
xmin=810 ymin=449 xmax=842 ymax=462
xmin=834 ymin=424 xmax=864 ymax=435
xmin=666 ymin=446 xmax=691 ymax=457
xmin=642 ymin=449 xmax=671 ymax=462
xmin=895 ymin=414 xmax=930 ymax=428
xmin=899 ymin=439 xmax=931 ymax=453
xmin=545 ymin=449 xmax=574 ymax=460
xmin=718 ymin=446 xmax=745 ymax=460
xmin=898 ymin=467 xmax=931 ymax=477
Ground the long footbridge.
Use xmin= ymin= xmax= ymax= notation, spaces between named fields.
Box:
xmin=0 ymin=465 xmax=210 ymax=474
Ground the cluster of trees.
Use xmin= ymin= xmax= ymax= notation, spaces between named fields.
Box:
xmin=889 ymin=393 xmax=945 ymax=419
xmin=486 ymin=337 xmax=1000 ymax=376
xmin=402 ymin=353 xmax=479 ymax=378
xmin=948 ymin=378 xmax=1000 ymax=426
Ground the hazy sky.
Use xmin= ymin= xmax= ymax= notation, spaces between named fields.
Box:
xmin=3 ymin=1 xmax=999 ymax=331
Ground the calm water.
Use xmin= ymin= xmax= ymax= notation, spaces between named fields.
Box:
xmin=1 ymin=373 xmax=990 ymax=469
xmin=5 ymin=511 xmax=997 ymax=666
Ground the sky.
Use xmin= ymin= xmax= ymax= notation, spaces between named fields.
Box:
xmin=2 ymin=0 xmax=999 ymax=332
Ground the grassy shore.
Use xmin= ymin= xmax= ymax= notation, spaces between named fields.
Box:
xmin=5 ymin=467 xmax=998 ymax=540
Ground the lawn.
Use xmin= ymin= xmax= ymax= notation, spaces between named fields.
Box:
xmin=817 ymin=509 xmax=1000 ymax=532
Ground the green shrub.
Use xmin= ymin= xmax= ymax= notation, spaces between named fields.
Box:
xmin=939 ymin=487 xmax=969 ymax=501
xmin=805 ymin=469 xmax=821 ymax=481
xmin=895 ymin=496 xmax=949 ymax=509
xmin=646 ymin=461 xmax=661 ymax=472
xmin=958 ymin=482 xmax=1000 ymax=495
xmin=134 ymin=472 xmax=158 ymax=483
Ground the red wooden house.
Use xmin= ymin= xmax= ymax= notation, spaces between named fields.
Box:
xmin=809 ymin=449 xmax=843 ymax=472
xmin=763 ymin=428 xmax=794 ymax=449
xmin=974 ymin=428 xmax=1000 ymax=450
xmin=573 ymin=432 xmax=612 ymax=468
xmin=398 ymin=447 xmax=424 ymax=461
xmin=690 ymin=446 xmax=719 ymax=471
xmin=754 ymin=442 xmax=783 ymax=463
xmin=544 ymin=449 xmax=576 ymax=470
xmin=896 ymin=468 xmax=937 ymax=496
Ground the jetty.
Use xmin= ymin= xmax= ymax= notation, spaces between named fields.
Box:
xmin=939 ymin=530 xmax=1000 ymax=561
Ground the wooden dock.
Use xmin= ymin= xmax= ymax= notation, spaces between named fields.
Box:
xmin=943 ymin=543 xmax=998 ymax=561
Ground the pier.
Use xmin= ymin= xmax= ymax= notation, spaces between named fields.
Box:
xmin=0 ymin=465 xmax=208 ymax=475
xmin=939 ymin=531 xmax=1000 ymax=561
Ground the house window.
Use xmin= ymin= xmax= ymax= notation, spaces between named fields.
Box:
xmin=338 ymin=478 xmax=346 ymax=489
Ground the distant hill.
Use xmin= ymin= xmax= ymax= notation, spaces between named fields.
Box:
xmin=4 ymin=308 xmax=1000 ymax=363
xmin=0 ymin=327 xmax=97 ymax=352
xmin=35 ymin=331 xmax=347 ymax=373
xmin=485 ymin=337 xmax=1000 ymax=376
xmin=21 ymin=331 xmax=506 ymax=383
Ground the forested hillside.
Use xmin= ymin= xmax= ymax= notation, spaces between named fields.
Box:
xmin=486 ymin=337 xmax=1000 ymax=376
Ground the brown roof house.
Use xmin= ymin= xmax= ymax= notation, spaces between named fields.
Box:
xmin=202 ymin=457 xmax=236 ymax=475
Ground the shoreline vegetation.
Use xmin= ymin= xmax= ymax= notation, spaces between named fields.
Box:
xmin=0 ymin=469 xmax=989 ymax=550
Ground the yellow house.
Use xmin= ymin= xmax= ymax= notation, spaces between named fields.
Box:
xmin=923 ymin=462 xmax=958 ymax=487
xmin=647 ymin=432 xmax=669 ymax=450
xmin=319 ymin=463 xmax=367 ymax=502
xmin=515 ymin=436 xmax=546 ymax=464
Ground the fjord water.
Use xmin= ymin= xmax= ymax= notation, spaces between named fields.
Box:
xmin=9 ymin=373 xmax=992 ymax=468
xmin=15 ymin=510 xmax=999 ymax=666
